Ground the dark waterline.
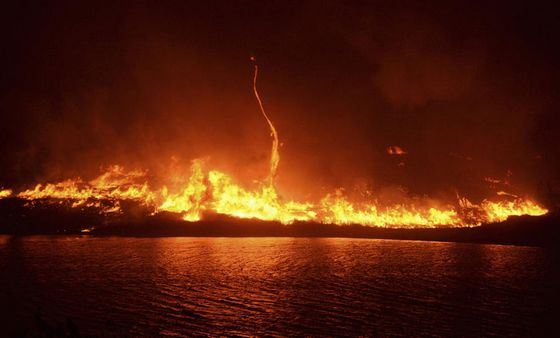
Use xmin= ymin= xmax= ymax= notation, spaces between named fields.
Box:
xmin=0 ymin=236 xmax=558 ymax=336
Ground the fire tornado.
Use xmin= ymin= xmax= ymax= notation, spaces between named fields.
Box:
xmin=252 ymin=57 xmax=280 ymax=187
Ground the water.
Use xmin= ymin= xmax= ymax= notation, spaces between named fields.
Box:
xmin=0 ymin=236 xmax=558 ymax=337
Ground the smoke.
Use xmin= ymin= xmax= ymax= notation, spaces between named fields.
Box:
xmin=317 ymin=1 xmax=560 ymax=201
xmin=0 ymin=1 xmax=558 ymax=206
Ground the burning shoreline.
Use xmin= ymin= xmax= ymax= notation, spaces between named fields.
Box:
xmin=0 ymin=164 xmax=548 ymax=229
xmin=0 ymin=196 xmax=557 ymax=247
xmin=0 ymin=61 xmax=548 ymax=228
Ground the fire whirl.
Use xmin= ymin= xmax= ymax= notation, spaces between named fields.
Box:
xmin=3 ymin=61 xmax=548 ymax=228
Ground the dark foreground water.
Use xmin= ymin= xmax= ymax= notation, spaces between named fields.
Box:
xmin=0 ymin=236 xmax=558 ymax=337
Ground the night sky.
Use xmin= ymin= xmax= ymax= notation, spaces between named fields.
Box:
xmin=1 ymin=1 xmax=559 ymax=206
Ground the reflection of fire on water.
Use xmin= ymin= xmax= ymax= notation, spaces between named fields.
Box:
xmin=0 ymin=61 xmax=548 ymax=228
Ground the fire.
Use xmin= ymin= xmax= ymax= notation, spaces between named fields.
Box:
xmin=13 ymin=161 xmax=547 ymax=227
xmin=0 ymin=189 xmax=12 ymax=199
xmin=207 ymin=170 xmax=314 ymax=223
xmin=387 ymin=145 xmax=407 ymax=155
xmin=5 ymin=60 xmax=549 ymax=228
xmin=481 ymin=199 xmax=548 ymax=223
xmin=153 ymin=160 xmax=315 ymax=223
xmin=319 ymin=190 xmax=460 ymax=228
xmin=456 ymin=196 xmax=548 ymax=225
xmin=17 ymin=165 xmax=154 ymax=205
xmin=159 ymin=159 xmax=208 ymax=221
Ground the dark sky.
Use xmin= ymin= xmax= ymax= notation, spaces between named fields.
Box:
xmin=1 ymin=1 xmax=559 ymax=205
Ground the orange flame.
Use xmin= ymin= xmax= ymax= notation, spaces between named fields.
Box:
xmin=0 ymin=189 xmax=12 ymax=199
xmin=17 ymin=165 xmax=154 ymax=204
xmin=481 ymin=199 xmax=548 ymax=223
xmin=387 ymin=145 xmax=407 ymax=155
xmin=14 ymin=164 xmax=547 ymax=227
xmin=319 ymin=190 xmax=460 ymax=227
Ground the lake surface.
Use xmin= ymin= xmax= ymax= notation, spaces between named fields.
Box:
xmin=0 ymin=236 xmax=558 ymax=337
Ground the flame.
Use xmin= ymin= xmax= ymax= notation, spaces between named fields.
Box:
xmin=155 ymin=159 xmax=315 ymax=223
xmin=0 ymin=189 xmax=12 ymax=199
xmin=481 ymin=199 xmax=548 ymax=223
xmin=159 ymin=159 xmax=208 ymax=221
xmin=387 ymin=145 xmax=407 ymax=155
xmin=17 ymin=165 xmax=154 ymax=204
xmin=6 ymin=60 xmax=549 ymax=228
xmin=13 ymin=163 xmax=548 ymax=227
xmin=457 ymin=196 xmax=547 ymax=225
xmin=319 ymin=190 xmax=460 ymax=228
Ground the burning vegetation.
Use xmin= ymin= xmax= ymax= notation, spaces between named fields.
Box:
xmin=0 ymin=189 xmax=12 ymax=199
xmin=0 ymin=60 xmax=548 ymax=229
xmin=4 ymin=161 xmax=546 ymax=228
